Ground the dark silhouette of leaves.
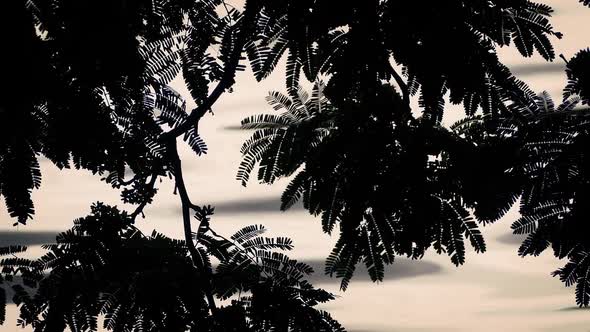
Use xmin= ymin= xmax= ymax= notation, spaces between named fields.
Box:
xmin=246 ymin=0 xmax=558 ymax=121
xmin=0 ymin=0 xmax=237 ymax=224
xmin=0 ymin=204 xmax=343 ymax=331
xmin=564 ymin=48 xmax=590 ymax=105
xmin=239 ymin=83 xmax=503 ymax=289
xmin=1 ymin=1 xmax=346 ymax=330
xmin=478 ymin=89 xmax=590 ymax=306
xmin=0 ymin=245 xmax=28 ymax=325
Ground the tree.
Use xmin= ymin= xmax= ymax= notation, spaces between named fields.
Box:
xmin=1 ymin=0 xmax=343 ymax=330
xmin=238 ymin=0 xmax=558 ymax=288
xmin=237 ymin=0 xmax=590 ymax=307
xmin=4 ymin=0 xmax=590 ymax=330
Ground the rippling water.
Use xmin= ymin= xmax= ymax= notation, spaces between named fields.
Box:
xmin=2 ymin=1 xmax=590 ymax=331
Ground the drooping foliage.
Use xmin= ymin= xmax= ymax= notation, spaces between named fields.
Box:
xmin=564 ymin=49 xmax=590 ymax=105
xmin=237 ymin=81 xmax=335 ymax=186
xmin=239 ymin=82 xmax=529 ymax=288
xmin=5 ymin=0 xmax=590 ymax=327
xmin=502 ymin=90 xmax=590 ymax=306
xmin=245 ymin=0 xmax=558 ymax=120
xmin=236 ymin=0 xmax=590 ymax=304
xmin=449 ymin=44 xmax=590 ymax=306
xmin=0 ymin=245 xmax=28 ymax=325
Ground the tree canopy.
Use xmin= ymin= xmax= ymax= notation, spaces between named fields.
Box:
xmin=2 ymin=0 xmax=590 ymax=331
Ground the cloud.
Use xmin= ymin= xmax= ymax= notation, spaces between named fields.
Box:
xmin=510 ymin=63 xmax=565 ymax=77
xmin=495 ymin=232 xmax=527 ymax=246
xmin=213 ymin=197 xmax=304 ymax=215
xmin=0 ymin=231 xmax=56 ymax=246
xmin=303 ymin=258 xmax=443 ymax=285
xmin=154 ymin=197 xmax=305 ymax=218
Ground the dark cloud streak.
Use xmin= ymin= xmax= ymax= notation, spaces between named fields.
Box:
xmin=303 ymin=258 xmax=443 ymax=285
xmin=0 ymin=231 xmax=56 ymax=246
xmin=510 ymin=63 xmax=565 ymax=77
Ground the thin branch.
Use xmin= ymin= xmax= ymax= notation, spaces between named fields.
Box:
xmin=154 ymin=2 xmax=262 ymax=314
xmin=160 ymin=36 xmax=241 ymax=141
xmin=160 ymin=2 xmax=259 ymax=141
xmin=559 ymin=53 xmax=570 ymax=65
xmin=222 ymin=0 xmax=234 ymax=24
xmin=167 ymin=140 xmax=218 ymax=314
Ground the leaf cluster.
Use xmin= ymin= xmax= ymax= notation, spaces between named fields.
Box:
xmin=0 ymin=203 xmax=343 ymax=331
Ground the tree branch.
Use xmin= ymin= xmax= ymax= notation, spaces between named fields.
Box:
xmin=159 ymin=1 xmax=260 ymax=142
xmin=387 ymin=61 xmax=411 ymax=109
xmin=160 ymin=74 xmax=233 ymax=141
xmin=527 ymin=106 xmax=590 ymax=120
xmin=119 ymin=174 xmax=139 ymax=187
xmin=161 ymin=32 xmax=240 ymax=140
xmin=155 ymin=2 xmax=262 ymax=314
xmin=168 ymin=140 xmax=218 ymax=314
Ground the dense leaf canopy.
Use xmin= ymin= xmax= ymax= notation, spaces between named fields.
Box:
xmin=237 ymin=0 xmax=590 ymax=305
xmin=238 ymin=0 xmax=565 ymax=288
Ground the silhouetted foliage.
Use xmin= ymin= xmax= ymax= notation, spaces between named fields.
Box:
xmin=237 ymin=81 xmax=335 ymax=187
xmin=1 ymin=0 xmax=251 ymax=226
xmin=1 ymin=0 xmax=345 ymax=330
xmin=494 ymin=90 xmax=590 ymax=306
xmin=0 ymin=245 xmax=28 ymax=325
xmin=0 ymin=203 xmax=341 ymax=331
xmin=236 ymin=0 xmax=590 ymax=307
xmin=564 ymin=49 xmax=590 ymax=105
xmin=240 ymin=81 xmax=530 ymax=288
xmin=245 ymin=0 xmax=559 ymax=120
xmin=238 ymin=0 xmax=558 ymax=288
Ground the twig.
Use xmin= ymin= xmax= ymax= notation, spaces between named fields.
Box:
xmin=154 ymin=1 xmax=262 ymax=314
xmin=559 ymin=54 xmax=570 ymax=65
xmin=222 ymin=0 xmax=234 ymax=24
xmin=119 ymin=174 xmax=139 ymax=187
xmin=530 ymin=107 xmax=590 ymax=120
